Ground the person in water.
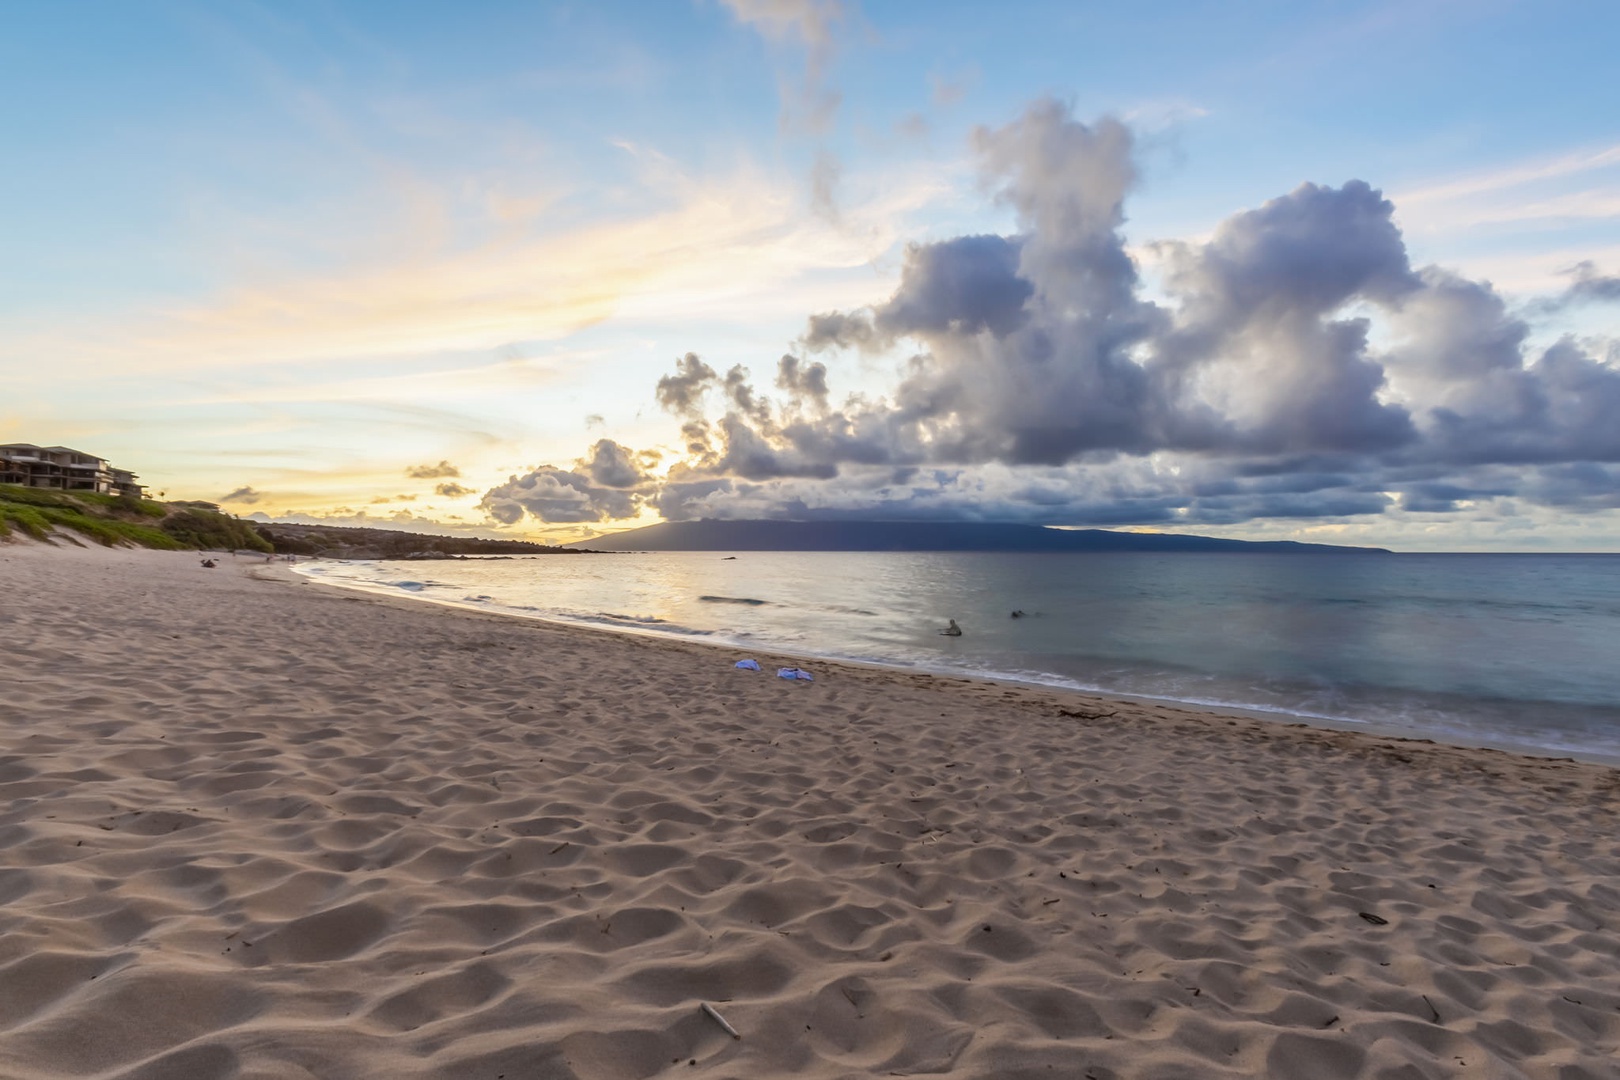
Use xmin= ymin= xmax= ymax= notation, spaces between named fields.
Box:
xmin=940 ymin=618 xmax=962 ymax=636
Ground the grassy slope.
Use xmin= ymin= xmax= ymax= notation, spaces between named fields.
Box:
xmin=0 ymin=485 xmax=271 ymax=551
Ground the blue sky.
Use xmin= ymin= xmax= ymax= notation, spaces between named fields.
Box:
xmin=3 ymin=1 xmax=1617 ymax=549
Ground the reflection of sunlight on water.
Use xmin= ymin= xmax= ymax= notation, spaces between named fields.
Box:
xmin=294 ymin=552 xmax=1620 ymax=764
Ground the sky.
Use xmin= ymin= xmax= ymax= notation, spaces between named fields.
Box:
xmin=3 ymin=0 xmax=1618 ymax=551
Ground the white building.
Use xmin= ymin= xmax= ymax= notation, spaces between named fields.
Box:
xmin=0 ymin=444 xmax=146 ymax=498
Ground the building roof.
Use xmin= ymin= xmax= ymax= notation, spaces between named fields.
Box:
xmin=0 ymin=443 xmax=105 ymax=460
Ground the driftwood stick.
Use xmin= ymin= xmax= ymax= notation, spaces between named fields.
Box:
xmin=701 ymin=1002 xmax=741 ymax=1039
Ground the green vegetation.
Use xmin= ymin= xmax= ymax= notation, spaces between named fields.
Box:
xmin=254 ymin=522 xmax=574 ymax=557
xmin=160 ymin=506 xmax=272 ymax=552
xmin=0 ymin=484 xmax=268 ymax=551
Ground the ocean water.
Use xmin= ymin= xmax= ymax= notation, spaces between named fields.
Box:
xmin=296 ymin=551 xmax=1620 ymax=765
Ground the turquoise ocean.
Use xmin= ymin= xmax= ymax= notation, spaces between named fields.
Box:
xmin=296 ymin=551 xmax=1620 ymax=765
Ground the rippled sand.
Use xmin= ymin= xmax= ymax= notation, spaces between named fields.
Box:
xmin=2 ymin=541 xmax=1617 ymax=1079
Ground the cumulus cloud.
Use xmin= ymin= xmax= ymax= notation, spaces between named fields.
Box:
xmin=478 ymin=439 xmax=659 ymax=525
xmin=1151 ymin=178 xmax=1419 ymax=456
xmin=1556 ymin=261 xmax=1620 ymax=306
xmin=220 ymin=486 xmax=261 ymax=504
xmin=582 ymin=438 xmax=657 ymax=489
xmin=806 ymin=234 xmax=1034 ymax=350
xmin=775 ymin=354 xmax=829 ymax=410
xmin=480 ymin=98 xmax=1620 ymax=531
xmin=480 ymin=468 xmax=638 ymax=524
xmin=434 ymin=482 xmax=473 ymax=497
xmin=655 ymin=353 xmax=718 ymax=416
xmin=405 ymin=460 xmax=460 ymax=479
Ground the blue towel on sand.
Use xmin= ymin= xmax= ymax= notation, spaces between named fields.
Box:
xmin=776 ymin=667 xmax=814 ymax=681
xmin=734 ymin=659 xmax=760 ymax=670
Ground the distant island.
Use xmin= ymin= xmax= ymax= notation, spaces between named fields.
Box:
xmin=567 ymin=520 xmax=1392 ymax=554
xmin=3 ymin=486 xmax=1390 ymax=557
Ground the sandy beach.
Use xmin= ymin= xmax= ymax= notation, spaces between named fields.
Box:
xmin=2 ymin=541 xmax=1617 ymax=1080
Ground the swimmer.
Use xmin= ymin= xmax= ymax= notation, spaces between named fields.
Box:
xmin=939 ymin=618 xmax=963 ymax=636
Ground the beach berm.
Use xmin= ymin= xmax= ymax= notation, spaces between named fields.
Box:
xmin=1 ymin=541 xmax=1617 ymax=1079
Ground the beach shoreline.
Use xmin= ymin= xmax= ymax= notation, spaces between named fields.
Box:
xmin=293 ymin=555 xmax=1620 ymax=770
xmin=3 ymin=539 xmax=1618 ymax=1079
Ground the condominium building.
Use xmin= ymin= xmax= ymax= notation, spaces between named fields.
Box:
xmin=0 ymin=444 xmax=147 ymax=498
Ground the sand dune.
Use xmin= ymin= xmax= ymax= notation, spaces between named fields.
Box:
xmin=1 ymin=541 xmax=1617 ymax=1079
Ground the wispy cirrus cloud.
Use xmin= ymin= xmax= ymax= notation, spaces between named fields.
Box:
xmin=1425 ymin=242 xmax=1620 ymax=295
xmin=1396 ymin=142 xmax=1620 ymax=206
xmin=1394 ymin=141 xmax=1620 ymax=234
xmin=5 ymin=157 xmax=946 ymax=379
xmin=722 ymin=0 xmax=849 ymax=134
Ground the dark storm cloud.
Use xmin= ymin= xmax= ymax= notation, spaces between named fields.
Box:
xmin=481 ymin=97 xmax=1620 ymax=529
xmin=1398 ymin=482 xmax=1476 ymax=513
xmin=1521 ymin=463 xmax=1620 ymax=509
